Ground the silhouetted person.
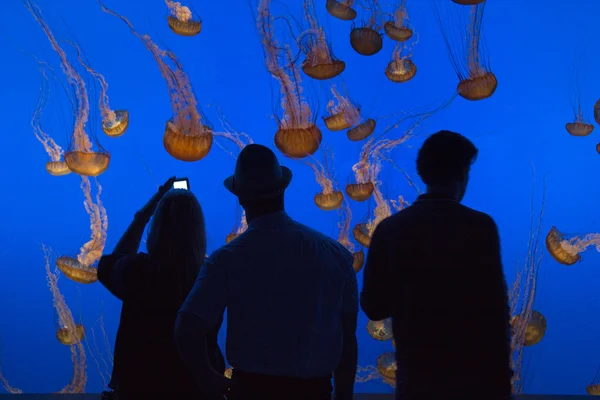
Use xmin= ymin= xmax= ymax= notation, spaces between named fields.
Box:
xmin=361 ymin=131 xmax=512 ymax=400
xmin=97 ymin=177 xmax=225 ymax=400
xmin=174 ymin=144 xmax=359 ymax=400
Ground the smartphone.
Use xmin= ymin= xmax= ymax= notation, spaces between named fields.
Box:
xmin=173 ymin=178 xmax=190 ymax=190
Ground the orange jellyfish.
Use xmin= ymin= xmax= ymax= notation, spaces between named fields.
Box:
xmin=385 ymin=35 xmax=417 ymax=83
xmin=32 ymin=61 xmax=71 ymax=176
xmin=588 ymin=368 xmax=600 ymax=395
xmin=305 ymin=148 xmax=344 ymax=211
xmin=350 ymin=0 xmax=383 ymax=56
xmin=566 ymin=62 xmax=594 ymax=136
xmin=435 ymin=2 xmax=497 ymax=101
xmin=25 ymin=0 xmax=110 ymax=176
xmin=367 ymin=318 xmax=393 ymax=341
xmin=383 ymin=0 xmax=413 ymax=42
xmin=57 ymin=177 xmax=108 ymax=284
xmin=594 ymin=99 xmax=600 ymax=126
xmin=546 ymin=226 xmax=600 ymax=266
xmin=100 ymin=1 xmax=213 ymax=162
xmin=69 ymin=42 xmax=129 ymax=137
xmin=298 ymin=0 xmax=345 ymax=80
xmin=337 ymin=198 xmax=365 ymax=272
xmin=226 ymin=210 xmax=248 ymax=244
xmin=0 ymin=246 xmax=87 ymax=394
xmin=326 ymin=0 xmax=357 ymax=21
xmin=377 ymin=352 xmax=397 ymax=386
xmin=353 ymin=185 xmax=408 ymax=248
xmin=508 ymin=183 xmax=546 ymax=393
xmin=165 ymin=0 xmax=202 ymax=36
xmin=256 ymin=0 xmax=322 ymax=158
xmin=323 ymin=84 xmax=362 ymax=131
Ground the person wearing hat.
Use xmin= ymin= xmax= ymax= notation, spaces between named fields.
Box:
xmin=175 ymin=144 xmax=359 ymax=400
xmin=361 ymin=131 xmax=512 ymax=400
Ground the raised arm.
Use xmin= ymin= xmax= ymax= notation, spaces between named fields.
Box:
xmin=360 ymin=219 xmax=394 ymax=321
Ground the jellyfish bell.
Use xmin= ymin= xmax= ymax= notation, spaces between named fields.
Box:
xmin=596 ymin=143 xmax=600 ymax=154
xmin=377 ymin=352 xmax=397 ymax=381
xmin=346 ymin=182 xmax=374 ymax=202
xmin=457 ymin=72 xmax=497 ymax=101
xmin=46 ymin=161 xmax=71 ymax=176
xmin=367 ymin=318 xmax=393 ymax=340
xmin=166 ymin=2 xmax=202 ymax=37
xmin=324 ymin=111 xmax=354 ymax=131
xmin=594 ymin=99 xmax=600 ymax=125
xmin=326 ymin=0 xmax=357 ymax=21
xmin=302 ymin=59 xmax=346 ymax=81
xmin=545 ymin=226 xmax=581 ymax=266
xmin=64 ymin=151 xmax=110 ymax=177
xmin=510 ymin=310 xmax=546 ymax=347
xmin=565 ymin=121 xmax=594 ymax=137
xmin=102 ymin=109 xmax=129 ymax=137
xmin=350 ymin=27 xmax=383 ymax=56
xmin=347 ymin=118 xmax=376 ymax=142
xmin=314 ymin=190 xmax=344 ymax=211
xmin=352 ymin=249 xmax=365 ymax=273
xmin=353 ymin=223 xmax=371 ymax=248
xmin=163 ymin=120 xmax=213 ymax=162
xmin=275 ymin=125 xmax=322 ymax=159
xmin=385 ymin=59 xmax=417 ymax=83
xmin=587 ymin=384 xmax=600 ymax=395
xmin=56 ymin=324 xmax=85 ymax=345
xmin=384 ymin=21 xmax=412 ymax=42
xmin=56 ymin=256 xmax=98 ymax=284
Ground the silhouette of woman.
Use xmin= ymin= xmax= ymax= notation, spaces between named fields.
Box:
xmin=98 ymin=177 xmax=225 ymax=399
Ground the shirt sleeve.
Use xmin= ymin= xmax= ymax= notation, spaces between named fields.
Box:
xmin=360 ymin=219 xmax=394 ymax=321
xmin=178 ymin=250 xmax=228 ymax=329
xmin=341 ymin=250 xmax=359 ymax=314
xmin=97 ymin=252 xmax=151 ymax=301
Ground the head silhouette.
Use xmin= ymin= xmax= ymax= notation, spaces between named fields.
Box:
xmin=416 ymin=130 xmax=478 ymax=202
xmin=146 ymin=189 xmax=206 ymax=304
xmin=223 ymin=144 xmax=292 ymax=221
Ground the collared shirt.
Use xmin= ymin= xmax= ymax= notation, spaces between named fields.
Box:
xmin=361 ymin=193 xmax=512 ymax=398
xmin=179 ymin=211 xmax=358 ymax=378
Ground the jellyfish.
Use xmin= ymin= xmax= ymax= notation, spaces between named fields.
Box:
xmin=377 ymin=352 xmax=397 ymax=385
xmin=298 ymin=0 xmax=345 ymax=80
xmin=0 ymin=246 xmax=87 ymax=393
xmin=322 ymin=84 xmax=362 ymax=131
xmin=256 ymin=0 xmax=322 ymax=159
xmin=545 ymin=226 xmax=600 ymax=266
xmin=588 ymin=367 xmax=600 ymax=395
xmin=594 ymin=99 xmax=600 ymax=126
xmin=337 ymin=198 xmax=365 ymax=272
xmin=100 ymin=1 xmax=213 ymax=162
xmin=32 ymin=61 xmax=71 ymax=176
xmin=326 ymin=0 xmax=357 ymax=21
xmin=57 ymin=177 xmax=108 ymax=284
xmin=305 ymin=148 xmax=344 ymax=211
xmin=566 ymin=61 xmax=594 ymax=136
xmin=226 ymin=210 xmax=248 ymax=244
xmin=353 ymin=184 xmax=408 ymax=248
xmin=367 ymin=318 xmax=393 ymax=341
xmin=435 ymin=2 xmax=497 ymax=101
xmin=69 ymin=42 xmax=129 ymax=138
xmin=508 ymin=182 xmax=546 ymax=393
xmin=349 ymin=0 xmax=384 ymax=56
xmin=384 ymin=0 xmax=413 ymax=42
xmin=24 ymin=0 xmax=110 ymax=177
xmin=165 ymin=0 xmax=202 ymax=36
xmin=385 ymin=35 xmax=417 ymax=83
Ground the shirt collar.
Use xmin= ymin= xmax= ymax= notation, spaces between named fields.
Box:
xmin=248 ymin=211 xmax=291 ymax=229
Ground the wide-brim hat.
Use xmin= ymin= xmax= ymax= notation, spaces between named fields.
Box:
xmin=223 ymin=144 xmax=292 ymax=200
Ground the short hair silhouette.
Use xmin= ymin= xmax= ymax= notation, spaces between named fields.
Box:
xmin=146 ymin=189 xmax=206 ymax=304
xmin=416 ymin=130 xmax=478 ymax=186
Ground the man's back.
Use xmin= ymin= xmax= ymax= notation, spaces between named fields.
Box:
xmin=361 ymin=194 xmax=512 ymax=398
xmin=213 ymin=211 xmax=357 ymax=378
